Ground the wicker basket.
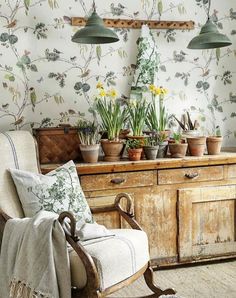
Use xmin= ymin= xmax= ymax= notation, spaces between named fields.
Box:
xmin=33 ymin=126 xmax=81 ymax=164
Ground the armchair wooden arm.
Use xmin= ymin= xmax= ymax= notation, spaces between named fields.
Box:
xmin=114 ymin=192 xmax=142 ymax=230
xmin=90 ymin=192 xmax=142 ymax=231
xmin=58 ymin=211 xmax=101 ymax=298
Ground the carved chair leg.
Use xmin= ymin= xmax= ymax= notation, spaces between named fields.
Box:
xmin=144 ymin=265 xmax=176 ymax=297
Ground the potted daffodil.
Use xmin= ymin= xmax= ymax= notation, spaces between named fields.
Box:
xmin=146 ymin=84 xmax=170 ymax=139
xmin=95 ymin=82 xmax=127 ymax=161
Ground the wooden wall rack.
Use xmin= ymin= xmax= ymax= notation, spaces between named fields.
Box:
xmin=71 ymin=17 xmax=195 ymax=30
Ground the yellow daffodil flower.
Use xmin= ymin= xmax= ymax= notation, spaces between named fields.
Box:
xmin=149 ymin=84 xmax=156 ymax=94
xmin=99 ymin=89 xmax=106 ymax=97
xmin=154 ymin=87 xmax=161 ymax=96
xmin=108 ymin=88 xmax=118 ymax=99
xmin=96 ymin=81 xmax=104 ymax=89
xmin=160 ymin=87 xmax=168 ymax=95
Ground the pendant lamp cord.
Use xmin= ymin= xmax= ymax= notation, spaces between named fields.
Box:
xmin=93 ymin=0 xmax=96 ymax=12
xmin=207 ymin=0 xmax=211 ymax=20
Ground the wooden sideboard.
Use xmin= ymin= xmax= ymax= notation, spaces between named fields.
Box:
xmin=41 ymin=153 xmax=236 ymax=267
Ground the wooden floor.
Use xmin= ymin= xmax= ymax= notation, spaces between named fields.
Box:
xmin=109 ymin=260 xmax=236 ymax=298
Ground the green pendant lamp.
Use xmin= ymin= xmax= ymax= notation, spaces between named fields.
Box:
xmin=187 ymin=0 xmax=231 ymax=49
xmin=72 ymin=1 xmax=119 ymax=44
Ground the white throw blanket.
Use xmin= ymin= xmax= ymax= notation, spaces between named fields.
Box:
xmin=0 ymin=211 xmax=71 ymax=298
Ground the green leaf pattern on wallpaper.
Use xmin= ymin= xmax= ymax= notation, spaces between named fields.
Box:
xmin=0 ymin=0 xmax=235 ymax=145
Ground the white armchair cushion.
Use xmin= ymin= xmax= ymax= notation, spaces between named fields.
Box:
xmin=70 ymin=229 xmax=149 ymax=290
xmin=9 ymin=160 xmax=93 ymax=228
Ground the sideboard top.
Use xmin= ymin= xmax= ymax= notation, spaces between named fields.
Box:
xmin=40 ymin=152 xmax=236 ymax=175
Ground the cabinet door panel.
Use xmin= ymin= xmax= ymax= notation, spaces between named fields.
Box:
xmin=135 ymin=187 xmax=177 ymax=265
xmin=178 ymin=185 xmax=236 ymax=262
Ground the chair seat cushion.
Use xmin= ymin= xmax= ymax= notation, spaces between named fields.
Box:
xmin=70 ymin=229 xmax=149 ymax=290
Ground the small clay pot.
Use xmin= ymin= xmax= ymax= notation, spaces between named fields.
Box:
xmin=157 ymin=141 xmax=168 ymax=158
xmin=128 ymin=148 xmax=142 ymax=161
xmin=169 ymin=143 xmax=188 ymax=158
xmin=79 ymin=144 xmax=100 ymax=163
xmin=143 ymin=145 xmax=159 ymax=160
xmin=187 ymin=136 xmax=206 ymax=157
xmin=206 ymin=136 xmax=223 ymax=155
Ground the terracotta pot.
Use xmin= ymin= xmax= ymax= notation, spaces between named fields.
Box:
xmin=128 ymin=148 xmax=142 ymax=161
xmin=127 ymin=135 xmax=146 ymax=159
xmin=101 ymin=139 xmax=124 ymax=162
xmin=187 ymin=136 xmax=206 ymax=156
xmin=143 ymin=145 xmax=159 ymax=160
xmin=157 ymin=141 xmax=168 ymax=158
xmin=79 ymin=144 xmax=100 ymax=163
xmin=169 ymin=143 xmax=188 ymax=158
xmin=206 ymin=136 xmax=223 ymax=155
xmin=182 ymin=130 xmax=200 ymax=138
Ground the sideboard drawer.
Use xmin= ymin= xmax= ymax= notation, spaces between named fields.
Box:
xmin=227 ymin=164 xmax=236 ymax=179
xmin=81 ymin=171 xmax=154 ymax=191
xmin=158 ymin=166 xmax=224 ymax=185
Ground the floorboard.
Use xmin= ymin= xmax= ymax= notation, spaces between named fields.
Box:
xmin=109 ymin=260 xmax=236 ymax=298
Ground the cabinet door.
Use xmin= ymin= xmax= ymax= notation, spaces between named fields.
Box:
xmin=135 ymin=187 xmax=178 ymax=265
xmin=178 ymin=185 xmax=236 ymax=262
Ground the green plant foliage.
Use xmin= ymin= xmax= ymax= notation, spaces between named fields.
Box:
xmin=172 ymin=132 xmax=182 ymax=144
xmin=126 ymin=138 xmax=142 ymax=149
xmin=127 ymin=99 xmax=149 ymax=136
xmin=95 ymin=96 xmax=127 ymax=141
xmin=77 ymin=120 xmax=100 ymax=145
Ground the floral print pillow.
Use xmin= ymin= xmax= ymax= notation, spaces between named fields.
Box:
xmin=9 ymin=160 xmax=93 ymax=227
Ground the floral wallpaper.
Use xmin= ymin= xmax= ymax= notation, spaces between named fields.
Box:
xmin=0 ymin=0 xmax=235 ymax=146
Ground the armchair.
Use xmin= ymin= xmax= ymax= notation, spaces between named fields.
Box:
xmin=0 ymin=131 xmax=176 ymax=298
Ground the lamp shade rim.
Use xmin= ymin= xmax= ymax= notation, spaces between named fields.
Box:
xmin=72 ymin=10 xmax=119 ymax=44
xmin=187 ymin=31 xmax=232 ymax=49
xmin=72 ymin=26 xmax=119 ymax=44
xmin=187 ymin=18 xmax=232 ymax=49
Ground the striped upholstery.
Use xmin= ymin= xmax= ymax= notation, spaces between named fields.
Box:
xmin=0 ymin=131 xmax=39 ymax=218
xmin=70 ymin=229 xmax=149 ymax=290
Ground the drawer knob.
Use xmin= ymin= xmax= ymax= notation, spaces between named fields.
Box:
xmin=110 ymin=178 xmax=126 ymax=184
xmin=185 ymin=173 xmax=199 ymax=179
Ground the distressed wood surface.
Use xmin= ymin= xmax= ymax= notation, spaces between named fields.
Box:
xmin=134 ymin=187 xmax=178 ymax=264
xmin=178 ymin=186 xmax=236 ymax=262
xmin=71 ymin=17 xmax=195 ymax=30
xmin=40 ymin=152 xmax=236 ymax=175
xmin=158 ymin=165 xmax=224 ymax=185
xmin=226 ymin=164 xmax=236 ymax=179
xmin=41 ymin=153 xmax=236 ymax=266
xmin=80 ymin=170 xmax=154 ymax=191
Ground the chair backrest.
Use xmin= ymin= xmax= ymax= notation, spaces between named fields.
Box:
xmin=0 ymin=131 xmax=39 ymax=218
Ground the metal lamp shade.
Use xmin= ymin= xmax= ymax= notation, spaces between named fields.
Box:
xmin=72 ymin=11 xmax=119 ymax=44
xmin=187 ymin=19 xmax=232 ymax=49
